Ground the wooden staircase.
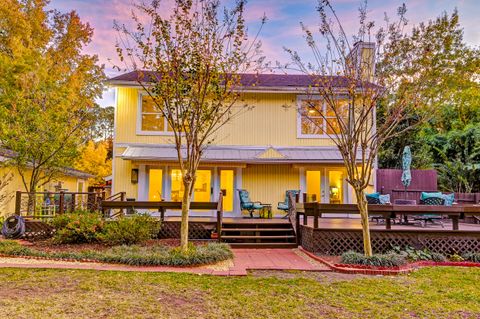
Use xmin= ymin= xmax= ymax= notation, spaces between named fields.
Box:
xmin=221 ymin=219 xmax=297 ymax=248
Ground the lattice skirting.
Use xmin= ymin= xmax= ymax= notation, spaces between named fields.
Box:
xmin=300 ymin=226 xmax=480 ymax=255
xmin=158 ymin=221 xmax=216 ymax=239
xmin=24 ymin=221 xmax=55 ymax=240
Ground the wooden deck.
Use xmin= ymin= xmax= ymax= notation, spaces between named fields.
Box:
xmin=302 ymin=217 xmax=480 ymax=231
xmin=164 ymin=216 xmax=480 ymax=231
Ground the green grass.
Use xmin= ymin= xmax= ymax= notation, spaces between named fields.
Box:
xmin=0 ymin=267 xmax=479 ymax=318
xmin=0 ymin=240 xmax=233 ymax=266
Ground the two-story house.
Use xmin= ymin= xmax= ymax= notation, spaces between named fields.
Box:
xmin=108 ymin=42 xmax=376 ymax=217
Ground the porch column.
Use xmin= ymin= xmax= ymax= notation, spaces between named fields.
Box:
xmin=234 ymin=167 xmax=242 ymax=215
xmin=212 ymin=167 xmax=219 ymax=217
xmin=137 ymin=164 xmax=147 ymax=201
xmin=163 ymin=166 xmax=171 ymax=201
xmin=299 ymin=167 xmax=305 ymax=203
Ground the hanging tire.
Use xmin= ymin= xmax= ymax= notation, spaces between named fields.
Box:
xmin=1 ymin=215 xmax=26 ymax=239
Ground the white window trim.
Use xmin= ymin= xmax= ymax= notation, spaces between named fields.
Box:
xmin=296 ymin=95 xmax=343 ymax=139
xmin=136 ymin=91 xmax=174 ymax=136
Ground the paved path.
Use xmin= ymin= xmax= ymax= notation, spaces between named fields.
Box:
xmin=0 ymin=248 xmax=330 ymax=276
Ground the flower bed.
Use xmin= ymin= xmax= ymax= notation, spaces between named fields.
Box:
xmin=0 ymin=240 xmax=233 ymax=267
xmin=299 ymin=247 xmax=480 ymax=276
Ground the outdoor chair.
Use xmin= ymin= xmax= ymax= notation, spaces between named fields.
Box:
xmin=238 ymin=189 xmax=264 ymax=218
xmin=277 ymin=190 xmax=300 ymax=218
xmin=367 ymin=193 xmax=393 ymax=224
xmin=416 ymin=197 xmax=445 ymax=227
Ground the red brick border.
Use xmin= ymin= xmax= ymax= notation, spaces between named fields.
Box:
xmin=298 ymin=247 xmax=480 ymax=276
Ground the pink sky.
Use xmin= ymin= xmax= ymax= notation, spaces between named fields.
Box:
xmin=48 ymin=0 xmax=480 ymax=106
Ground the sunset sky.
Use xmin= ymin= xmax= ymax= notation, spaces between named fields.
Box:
xmin=48 ymin=0 xmax=480 ymax=107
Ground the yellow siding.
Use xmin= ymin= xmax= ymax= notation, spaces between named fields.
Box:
xmin=0 ymin=167 xmax=89 ymax=217
xmin=242 ymin=164 xmax=299 ymax=215
xmin=115 ymin=88 xmax=336 ymax=147
xmin=113 ymin=155 xmax=137 ymax=199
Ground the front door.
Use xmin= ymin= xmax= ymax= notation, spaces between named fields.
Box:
xmin=219 ymin=169 xmax=235 ymax=213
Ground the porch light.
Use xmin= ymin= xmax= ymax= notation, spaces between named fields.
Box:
xmin=131 ymin=168 xmax=139 ymax=184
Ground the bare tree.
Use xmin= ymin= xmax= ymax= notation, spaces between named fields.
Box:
xmin=286 ymin=1 xmax=430 ymax=256
xmin=115 ymin=0 xmax=264 ymax=251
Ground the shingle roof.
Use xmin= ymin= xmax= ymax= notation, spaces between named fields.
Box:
xmin=0 ymin=147 xmax=94 ymax=179
xmin=108 ymin=71 xmax=377 ymax=90
xmin=120 ymin=145 xmax=359 ymax=163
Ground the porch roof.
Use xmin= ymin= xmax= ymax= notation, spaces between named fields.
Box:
xmin=120 ymin=145 xmax=355 ymax=164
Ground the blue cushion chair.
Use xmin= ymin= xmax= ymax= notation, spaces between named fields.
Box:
xmin=277 ymin=190 xmax=300 ymax=217
xmin=366 ymin=192 xmax=392 ymax=224
xmin=238 ymin=189 xmax=264 ymax=218
xmin=416 ymin=192 xmax=445 ymax=227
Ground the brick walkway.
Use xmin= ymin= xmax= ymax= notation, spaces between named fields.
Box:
xmin=0 ymin=248 xmax=331 ymax=276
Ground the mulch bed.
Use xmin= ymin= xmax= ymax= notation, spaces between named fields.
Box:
xmin=19 ymin=239 xmax=214 ymax=254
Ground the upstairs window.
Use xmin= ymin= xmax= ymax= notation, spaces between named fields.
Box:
xmin=298 ymin=98 xmax=348 ymax=137
xmin=139 ymin=94 xmax=172 ymax=134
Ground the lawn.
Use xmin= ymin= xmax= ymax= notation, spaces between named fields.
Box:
xmin=0 ymin=267 xmax=479 ymax=318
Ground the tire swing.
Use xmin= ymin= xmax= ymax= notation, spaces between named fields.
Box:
xmin=1 ymin=215 xmax=26 ymax=239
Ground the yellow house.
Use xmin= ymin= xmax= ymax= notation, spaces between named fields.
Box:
xmin=108 ymin=42 xmax=376 ymax=217
xmin=0 ymin=149 xmax=92 ymax=216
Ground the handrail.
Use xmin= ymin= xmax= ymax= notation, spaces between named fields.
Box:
xmin=101 ymin=192 xmax=224 ymax=242
xmin=297 ymin=203 xmax=480 ymax=231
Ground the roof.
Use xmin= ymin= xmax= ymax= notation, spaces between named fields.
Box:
xmin=108 ymin=71 xmax=379 ymax=91
xmin=0 ymin=147 xmax=94 ymax=179
xmin=120 ymin=145 xmax=359 ymax=164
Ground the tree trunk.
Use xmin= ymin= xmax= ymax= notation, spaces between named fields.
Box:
xmin=180 ymin=180 xmax=193 ymax=252
xmin=355 ymin=189 xmax=373 ymax=256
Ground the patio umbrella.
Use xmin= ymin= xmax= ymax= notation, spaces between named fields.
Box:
xmin=401 ymin=146 xmax=412 ymax=196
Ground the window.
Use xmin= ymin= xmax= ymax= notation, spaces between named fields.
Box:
xmin=170 ymin=169 xmax=212 ymax=202
xmin=298 ymin=98 xmax=348 ymax=137
xmin=139 ymin=94 xmax=172 ymax=133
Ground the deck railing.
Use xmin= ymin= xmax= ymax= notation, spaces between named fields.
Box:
xmin=101 ymin=192 xmax=224 ymax=242
xmin=296 ymin=203 xmax=480 ymax=231
xmin=14 ymin=191 xmax=126 ymax=219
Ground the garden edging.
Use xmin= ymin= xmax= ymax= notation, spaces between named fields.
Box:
xmin=299 ymin=247 xmax=480 ymax=275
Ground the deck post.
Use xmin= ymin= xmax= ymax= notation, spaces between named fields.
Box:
xmin=303 ymin=213 xmax=307 ymax=225
xmin=59 ymin=191 xmax=65 ymax=214
xmin=216 ymin=192 xmax=223 ymax=243
xmin=71 ymin=193 xmax=76 ymax=212
xmin=385 ymin=213 xmax=392 ymax=230
xmin=451 ymin=215 xmax=459 ymax=230
xmin=15 ymin=191 xmax=22 ymax=215
xmin=313 ymin=204 xmax=319 ymax=229
xmin=295 ymin=211 xmax=300 ymax=245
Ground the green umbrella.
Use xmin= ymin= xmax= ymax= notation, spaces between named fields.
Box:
xmin=401 ymin=146 xmax=412 ymax=192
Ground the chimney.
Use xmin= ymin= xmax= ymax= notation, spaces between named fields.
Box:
xmin=346 ymin=41 xmax=375 ymax=82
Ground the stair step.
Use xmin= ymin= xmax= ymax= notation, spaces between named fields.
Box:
xmin=222 ymin=228 xmax=294 ymax=232
xmin=228 ymin=242 xmax=298 ymax=248
xmin=222 ymin=235 xmax=295 ymax=240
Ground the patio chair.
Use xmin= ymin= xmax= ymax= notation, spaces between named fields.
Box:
xmin=416 ymin=197 xmax=445 ymax=228
xmin=366 ymin=193 xmax=392 ymax=224
xmin=277 ymin=190 xmax=300 ymax=218
xmin=238 ymin=189 xmax=264 ymax=218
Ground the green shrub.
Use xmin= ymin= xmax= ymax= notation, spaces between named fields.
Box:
xmin=462 ymin=252 xmax=480 ymax=263
xmin=341 ymin=250 xmax=407 ymax=267
xmin=50 ymin=211 xmax=104 ymax=244
xmin=0 ymin=240 xmax=233 ymax=266
xmin=391 ymin=246 xmax=446 ymax=262
xmin=99 ymin=214 xmax=161 ymax=245
xmin=449 ymin=253 xmax=464 ymax=262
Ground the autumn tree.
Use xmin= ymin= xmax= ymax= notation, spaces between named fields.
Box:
xmin=0 ymin=0 xmax=104 ymax=194
xmin=115 ymin=0 xmax=264 ymax=251
xmin=75 ymin=141 xmax=112 ymax=185
xmin=286 ymin=1 xmax=431 ymax=256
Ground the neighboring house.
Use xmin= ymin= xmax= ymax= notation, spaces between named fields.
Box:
xmin=0 ymin=148 xmax=93 ymax=216
xmin=108 ymin=42 xmax=376 ymax=216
